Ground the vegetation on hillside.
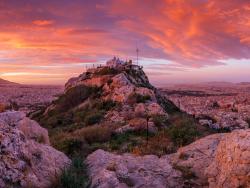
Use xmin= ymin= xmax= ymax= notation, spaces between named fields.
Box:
xmin=32 ymin=66 xmax=216 ymax=188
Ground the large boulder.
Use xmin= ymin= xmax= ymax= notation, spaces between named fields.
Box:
xmin=0 ymin=111 xmax=71 ymax=188
xmin=170 ymin=133 xmax=225 ymax=186
xmin=206 ymin=130 xmax=250 ymax=188
xmin=86 ymin=149 xmax=183 ymax=188
xmin=0 ymin=111 xmax=50 ymax=145
xmin=17 ymin=117 xmax=50 ymax=145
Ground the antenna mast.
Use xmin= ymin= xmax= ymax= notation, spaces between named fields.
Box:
xmin=136 ymin=44 xmax=139 ymax=66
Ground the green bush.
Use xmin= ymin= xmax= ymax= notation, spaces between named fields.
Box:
xmin=92 ymin=99 xmax=117 ymax=111
xmin=56 ymin=85 xmax=100 ymax=112
xmin=60 ymin=157 xmax=89 ymax=188
xmin=152 ymin=115 xmax=168 ymax=127
xmin=58 ymin=138 xmax=83 ymax=156
xmin=74 ymin=125 xmax=112 ymax=144
xmin=134 ymin=130 xmax=175 ymax=156
xmin=127 ymin=93 xmax=151 ymax=105
xmin=136 ymin=94 xmax=151 ymax=103
xmin=167 ymin=114 xmax=200 ymax=147
xmin=84 ymin=111 xmax=103 ymax=125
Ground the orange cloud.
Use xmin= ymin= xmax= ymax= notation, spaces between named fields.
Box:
xmin=32 ymin=19 xmax=54 ymax=26
xmin=0 ymin=0 xmax=249 ymax=84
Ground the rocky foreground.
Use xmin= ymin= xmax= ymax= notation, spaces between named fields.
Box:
xmin=0 ymin=111 xmax=70 ymax=188
xmin=87 ymin=130 xmax=250 ymax=188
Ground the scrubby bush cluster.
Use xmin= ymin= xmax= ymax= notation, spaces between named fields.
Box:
xmin=127 ymin=93 xmax=151 ymax=105
xmin=95 ymin=67 xmax=119 ymax=75
xmin=59 ymin=157 xmax=89 ymax=188
xmin=54 ymin=85 xmax=100 ymax=112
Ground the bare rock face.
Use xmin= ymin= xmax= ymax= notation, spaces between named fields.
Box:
xmin=170 ymin=133 xmax=225 ymax=186
xmin=86 ymin=130 xmax=250 ymax=188
xmin=0 ymin=111 xmax=71 ymax=188
xmin=0 ymin=111 xmax=49 ymax=145
xmin=17 ymin=117 xmax=50 ymax=145
xmin=86 ymin=149 xmax=184 ymax=188
xmin=105 ymin=73 xmax=135 ymax=103
xmin=206 ymin=130 xmax=250 ymax=188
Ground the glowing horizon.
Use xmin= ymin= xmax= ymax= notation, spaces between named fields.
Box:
xmin=0 ymin=0 xmax=250 ymax=86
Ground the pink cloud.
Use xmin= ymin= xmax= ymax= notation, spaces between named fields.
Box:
xmin=0 ymin=0 xmax=249 ymax=84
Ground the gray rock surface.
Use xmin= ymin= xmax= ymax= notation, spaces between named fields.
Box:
xmin=206 ymin=130 xmax=250 ymax=188
xmin=86 ymin=149 xmax=183 ymax=188
xmin=0 ymin=111 xmax=71 ymax=188
xmin=87 ymin=130 xmax=250 ymax=188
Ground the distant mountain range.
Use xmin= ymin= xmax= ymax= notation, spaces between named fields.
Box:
xmin=0 ymin=78 xmax=18 ymax=85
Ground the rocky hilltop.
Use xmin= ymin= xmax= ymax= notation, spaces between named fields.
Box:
xmin=36 ymin=57 xmax=184 ymax=156
xmin=33 ymin=57 xmax=250 ymax=188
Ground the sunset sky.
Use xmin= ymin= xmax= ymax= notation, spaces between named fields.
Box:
xmin=0 ymin=0 xmax=250 ymax=86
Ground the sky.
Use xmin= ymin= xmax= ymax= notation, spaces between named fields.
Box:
xmin=0 ymin=0 xmax=250 ymax=85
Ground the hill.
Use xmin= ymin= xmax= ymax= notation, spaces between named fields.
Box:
xmin=34 ymin=58 xmax=213 ymax=156
xmin=33 ymin=57 xmax=217 ymax=187
xmin=0 ymin=78 xmax=18 ymax=85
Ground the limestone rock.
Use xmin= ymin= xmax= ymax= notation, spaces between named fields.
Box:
xmin=170 ymin=133 xmax=225 ymax=185
xmin=206 ymin=130 xmax=250 ymax=188
xmin=0 ymin=111 xmax=71 ymax=188
xmin=146 ymin=102 xmax=166 ymax=116
xmin=17 ymin=117 xmax=50 ymax=145
xmin=86 ymin=149 xmax=183 ymax=188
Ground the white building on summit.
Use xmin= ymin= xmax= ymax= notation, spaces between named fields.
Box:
xmin=106 ymin=57 xmax=125 ymax=67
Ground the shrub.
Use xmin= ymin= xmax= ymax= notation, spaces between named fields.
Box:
xmin=59 ymin=157 xmax=89 ymax=188
xmin=46 ymin=112 xmax=74 ymax=128
xmin=92 ymin=99 xmax=117 ymax=111
xmin=74 ymin=125 xmax=112 ymax=144
xmin=56 ymin=85 xmax=100 ymax=112
xmin=136 ymin=94 xmax=151 ymax=103
xmin=95 ymin=67 xmax=118 ymax=75
xmin=57 ymin=138 xmax=83 ymax=156
xmin=134 ymin=130 xmax=175 ymax=156
xmin=152 ymin=115 xmax=168 ymax=127
xmin=84 ymin=111 xmax=103 ymax=125
xmin=167 ymin=114 xmax=200 ymax=147
xmin=127 ymin=93 xmax=151 ymax=105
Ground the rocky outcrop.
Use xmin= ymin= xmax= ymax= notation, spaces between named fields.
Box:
xmin=0 ymin=111 xmax=49 ymax=144
xmin=0 ymin=111 xmax=70 ymax=188
xmin=86 ymin=149 xmax=184 ymax=188
xmin=206 ymin=130 xmax=250 ymax=188
xmin=58 ymin=61 xmax=176 ymax=133
xmin=170 ymin=133 xmax=225 ymax=186
xmin=86 ymin=130 xmax=250 ymax=188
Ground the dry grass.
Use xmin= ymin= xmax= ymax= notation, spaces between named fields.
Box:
xmin=132 ymin=131 xmax=175 ymax=156
xmin=73 ymin=125 xmax=113 ymax=144
xmin=0 ymin=103 xmax=6 ymax=112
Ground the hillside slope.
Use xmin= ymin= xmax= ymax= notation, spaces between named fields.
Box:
xmin=0 ymin=78 xmax=18 ymax=85
xmin=33 ymin=58 xmax=216 ymax=187
xmin=35 ymin=58 xmax=213 ymax=157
